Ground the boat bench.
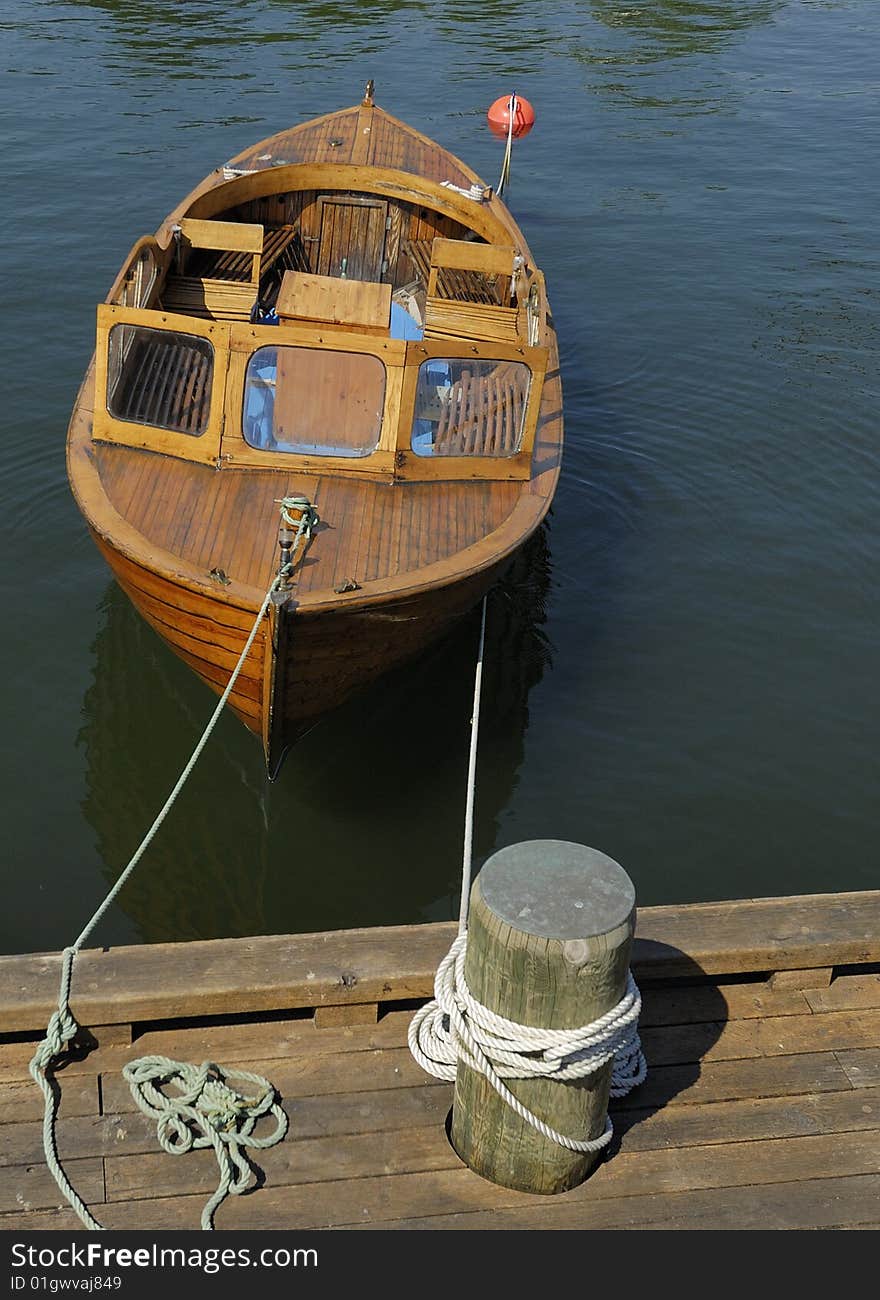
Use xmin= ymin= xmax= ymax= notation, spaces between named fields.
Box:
xmin=184 ymin=225 xmax=305 ymax=282
xmin=423 ymin=297 xmax=520 ymax=344
xmin=159 ymin=277 xmax=259 ymax=321
xmin=161 ymin=220 xmax=308 ymax=321
xmin=404 ymin=238 xmax=506 ymax=306
xmin=407 ymin=237 xmax=522 ymax=344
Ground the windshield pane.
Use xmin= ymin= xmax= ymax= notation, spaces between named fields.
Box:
xmin=107 ymin=324 xmax=212 ymax=436
xmin=411 ymin=358 xmax=530 ymax=458
xmin=243 ymin=345 xmax=385 ymax=457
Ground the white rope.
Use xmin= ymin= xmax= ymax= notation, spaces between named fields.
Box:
xmin=457 ymin=597 xmax=486 ymax=935
xmin=408 ymin=594 xmax=647 ymax=1152
xmin=29 ymin=499 xmax=317 ymax=1230
xmin=496 ymin=94 xmax=516 ymax=197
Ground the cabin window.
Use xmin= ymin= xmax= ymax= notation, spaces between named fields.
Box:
xmin=107 ymin=325 xmax=213 ymax=436
xmin=410 ymin=358 xmax=531 ymax=458
xmin=242 ymin=346 xmax=385 ymax=458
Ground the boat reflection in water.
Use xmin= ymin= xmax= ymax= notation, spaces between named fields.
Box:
xmin=78 ymin=523 xmax=553 ymax=944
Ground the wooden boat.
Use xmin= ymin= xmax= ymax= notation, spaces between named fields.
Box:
xmin=67 ymin=84 xmax=563 ymax=776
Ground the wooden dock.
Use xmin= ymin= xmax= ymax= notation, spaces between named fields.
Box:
xmin=1 ymin=890 xmax=878 ymax=1231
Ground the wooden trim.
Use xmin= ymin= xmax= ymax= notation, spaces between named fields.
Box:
xmin=228 ymin=319 xmax=407 ymax=361
xmin=93 ymin=304 xmax=228 ymax=466
xmin=220 ymin=320 xmax=405 ymax=477
xmin=184 ymin=165 xmax=515 ymax=249
xmin=2 ymin=891 xmax=878 ymax=1034
xmin=107 ymin=235 xmax=172 ymax=308
xmin=350 ymin=96 xmax=375 ymax=167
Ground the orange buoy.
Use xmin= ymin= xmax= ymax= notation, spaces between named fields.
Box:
xmin=487 ymin=94 xmax=536 ymax=140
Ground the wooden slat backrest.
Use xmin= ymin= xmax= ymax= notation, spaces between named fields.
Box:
xmin=427 ymin=237 xmax=516 ymax=300
xmin=178 ymin=218 xmax=264 ymax=284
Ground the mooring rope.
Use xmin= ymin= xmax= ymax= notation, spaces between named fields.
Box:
xmin=123 ymin=1057 xmax=288 ymax=1231
xmin=29 ymin=497 xmax=318 ymax=1230
xmin=408 ymin=594 xmax=647 ymax=1153
xmin=496 ymin=94 xmax=516 ymax=197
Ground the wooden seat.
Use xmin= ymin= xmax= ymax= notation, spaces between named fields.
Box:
xmin=419 ymin=237 xmax=522 ymax=344
xmin=161 ymin=218 xmax=263 ymax=321
xmin=160 ymin=277 xmax=259 ymax=321
xmin=423 ymin=298 xmax=520 ymax=344
xmin=404 ymin=238 xmax=505 ymax=306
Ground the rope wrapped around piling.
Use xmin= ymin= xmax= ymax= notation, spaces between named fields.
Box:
xmin=408 ymin=932 xmax=646 ymax=1153
xmin=408 ymin=596 xmax=647 ymax=1154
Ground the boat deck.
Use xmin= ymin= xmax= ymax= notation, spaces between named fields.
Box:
xmin=2 ymin=891 xmax=879 ymax=1231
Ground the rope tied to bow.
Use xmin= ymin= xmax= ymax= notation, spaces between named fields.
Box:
xmin=275 ymin=495 xmax=320 ymax=534
xmin=30 ymin=497 xmax=318 ymax=1230
xmin=122 ymin=1057 xmax=288 ymax=1231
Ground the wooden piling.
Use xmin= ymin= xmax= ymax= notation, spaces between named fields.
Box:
xmin=450 ymin=840 xmax=636 ymax=1194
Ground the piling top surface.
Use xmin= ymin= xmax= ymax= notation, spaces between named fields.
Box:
xmin=478 ymin=840 xmax=635 ymax=939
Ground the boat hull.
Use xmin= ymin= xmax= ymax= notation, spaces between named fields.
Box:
xmin=68 ymin=99 xmax=564 ymax=776
xmin=95 ymin=528 xmax=509 ymax=773
xmin=266 ymin=561 xmax=508 ymax=775
xmin=92 ymin=534 xmax=267 ymax=735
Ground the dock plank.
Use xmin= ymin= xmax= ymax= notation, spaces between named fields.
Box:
xmin=638 ymin=980 xmax=810 ymax=1026
xmin=0 ymin=1010 xmax=414 ymax=1084
xmin=0 ymin=1075 xmax=99 ymax=1126
xmin=104 ymin=1124 xmax=456 ymax=1203
xmin=616 ymin=1050 xmax=854 ymax=1110
xmin=641 ymin=1008 xmax=880 ymax=1066
xmin=3 ymin=892 xmax=878 ymax=1035
xmin=614 ymin=1085 xmax=880 ymax=1153
xmin=0 ymin=1160 xmax=104 ymax=1216
xmin=8 ymin=1172 xmax=878 ymax=1233
xmin=7 ymin=1129 xmax=880 ymax=1231
xmin=342 ymin=1174 xmax=880 ymax=1232
xmin=805 ymin=974 xmax=880 ymax=1014
xmin=99 ymin=1045 xmax=433 ymax=1115
xmin=836 ymin=1048 xmax=880 ymax=1088
xmin=1 ymin=1081 xmax=453 ymax=1171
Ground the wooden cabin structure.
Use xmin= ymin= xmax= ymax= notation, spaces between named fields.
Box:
xmin=67 ymin=87 xmax=562 ymax=776
xmin=2 ymin=890 xmax=878 ymax=1230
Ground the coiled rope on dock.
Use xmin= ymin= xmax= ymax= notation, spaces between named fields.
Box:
xmin=29 ymin=497 xmax=318 ymax=1231
xmin=122 ymin=1057 xmax=288 ymax=1231
xmin=408 ymin=596 xmax=647 ymax=1154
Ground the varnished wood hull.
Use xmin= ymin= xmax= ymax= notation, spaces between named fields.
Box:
xmin=266 ymin=562 xmax=509 ymax=776
xmin=95 ymin=525 xmax=508 ymax=776
xmin=92 ymin=534 xmax=267 ymax=734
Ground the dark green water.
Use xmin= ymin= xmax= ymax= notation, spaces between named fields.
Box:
xmin=1 ymin=1 xmax=876 ymax=955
